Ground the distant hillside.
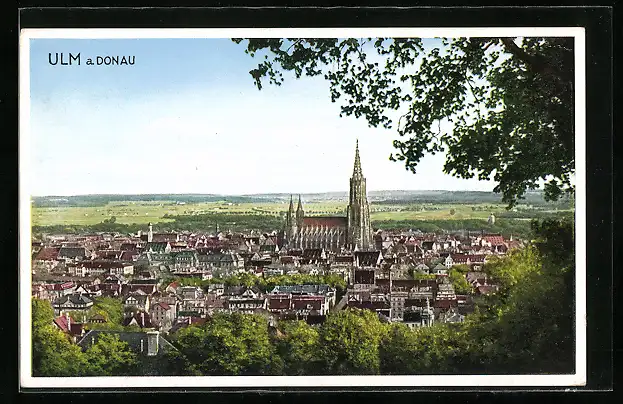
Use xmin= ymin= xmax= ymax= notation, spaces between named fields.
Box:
xmin=31 ymin=190 xmax=570 ymax=208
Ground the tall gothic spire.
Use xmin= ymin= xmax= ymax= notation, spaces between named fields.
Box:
xmin=288 ymin=194 xmax=294 ymax=212
xmin=353 ymin=138 xmax=363 ymax=177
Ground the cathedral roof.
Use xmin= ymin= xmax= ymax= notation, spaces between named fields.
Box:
xmin=301 ymin=216 xmax=347 ymax=228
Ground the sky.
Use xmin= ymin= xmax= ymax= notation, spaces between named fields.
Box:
xmin=27 ymin=37 xmax=496 ymax=196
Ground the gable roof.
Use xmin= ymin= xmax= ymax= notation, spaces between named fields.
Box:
xmin=53 ymin=294 xmax=93 ymax=306
xmin=34 ymin=247 xmax=60 ymax=261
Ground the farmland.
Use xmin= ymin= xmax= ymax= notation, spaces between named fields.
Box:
xmin=31 ymin=193 xmax=573 ymax=239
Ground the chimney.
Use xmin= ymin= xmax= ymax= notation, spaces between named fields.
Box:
xmin=146 ymin=331 xmax=159 ymax=356
xmin=65 ymin=312 xmax=71 ymax=330
xmin=140 ymin=339 xmax=144 ymax=353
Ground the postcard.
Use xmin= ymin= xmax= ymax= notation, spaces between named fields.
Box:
xmin=19 ymin=27 xmax=586 ymax=389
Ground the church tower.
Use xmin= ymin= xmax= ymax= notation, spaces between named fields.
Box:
xmin=296 ymin=194 xmax=305 ymax=228
xmin=285 ymin=195 xmax=296 ymax=239
xmin=346 ymin=140 xmax=374 ymax=250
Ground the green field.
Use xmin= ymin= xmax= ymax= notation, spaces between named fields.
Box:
xmin=31 ymin=200 xmax=566 ymax=227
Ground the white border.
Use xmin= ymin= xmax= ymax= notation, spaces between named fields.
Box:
xmin=19 ymin=27 xmax=587 ymax=389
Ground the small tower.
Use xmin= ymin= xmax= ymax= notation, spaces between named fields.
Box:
xmin=488 ymin=213 xmax=496 ymax=225
xmin=296 ymin=194 xmax=304 ymax=228
xmin=285 ymin=195 xmax=295 ymax=240
xmin=147 ymin=222 xmax=153 ymax=243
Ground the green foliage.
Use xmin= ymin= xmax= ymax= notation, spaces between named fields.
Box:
xmin=173 ymin=313 xmax=282 ymax=375
xmin=318 ymin=308 xmax=389 ymax=375
xmin=448 ymin=268 xmax=472 ymax=294
xmin=372 ymin=218 xmax=533 ymax=238
xmin=380 ymin=323 xmax=469 ymax=374
xmin=31 ymin=299 xmax=90 ymax=377
xmin=83 ymin=333 xmax=138 ymax=376
xmin=234 ymin=38 xmax=574 ymax=207
xmin=275 ymin=320 xmax=322 ymax=375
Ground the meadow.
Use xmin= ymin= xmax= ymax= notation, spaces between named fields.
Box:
xmin=31 ymin=199 xmax=570 ymax=230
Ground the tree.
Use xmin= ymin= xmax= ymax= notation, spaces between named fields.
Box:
xmin=233 ymin=37 xmax=574 ymax=207
xmin=448 ymin=268 xmax=472 ymax=294
xmin=380 ymin=322 xmax=469 ymax=375
xmin=318 ymin=308 xmax=389 ymax=374
xmin=449 ymin=208 xmax=456 ymax=216
xmin=83 ymin=333 xmax=139 ymax=376
xmin=275 ymin=320 xmax=322 ymax=375
xmin=461 ymin=218 xmax=575 ymax=374
xmin=173 ymin=313 xmax=281 ymax=376
xmin=31 ymin=298 xmax=90 ymax=377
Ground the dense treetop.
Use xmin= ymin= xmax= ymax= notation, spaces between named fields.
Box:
xmin=233 ymin=37 xmax=575 ymax=207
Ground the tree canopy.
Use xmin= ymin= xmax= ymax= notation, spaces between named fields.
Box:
xmin=233 ymin=37 xmax=574 ymax=207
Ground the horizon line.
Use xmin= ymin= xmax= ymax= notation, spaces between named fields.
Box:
xmin=28 ymin=189 xmax=550 ymax=199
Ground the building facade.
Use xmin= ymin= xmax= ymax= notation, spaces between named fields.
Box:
xmin=282 ymin=140 xmax=374 ymax=252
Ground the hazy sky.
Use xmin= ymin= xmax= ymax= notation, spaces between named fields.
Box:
xmin=28 ymin=37 xmax=495 ymax=196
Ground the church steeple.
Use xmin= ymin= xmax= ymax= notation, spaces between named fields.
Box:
xmin=295 ymin=194 xmax=304 ymax=227
xmin=346 ymin=139 xmax=373 ymax=251
xmin=353 ymin=139 xmax=363 ymax=177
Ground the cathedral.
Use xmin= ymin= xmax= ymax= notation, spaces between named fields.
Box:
xmin=281 ymin=140 xmax=374 ymax=252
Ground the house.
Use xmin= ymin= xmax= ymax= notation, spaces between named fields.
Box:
xmin=128 ymin=278 xmax=158 ymax=295
xmin=432 ymin=263 xmax=449 ymax=276
xmin=123 ymin=311 xmax=154 ymax=329
xmin=52 ymin=293 xmax=93 ymax=315
xmin=100 ymin=275 xmax=125 ymax=297
xmin=32 ymin=247 xmax=60 ymax=272
xmin=123 ymin=293 xmax=151 ymax=313
xmin=226 ymin=296 xmax=267 ymax=314
xmin=436 ymin=277 xmax=456 ymax=301
xmin=352 ymin=268 xmax=375 ymax=291
xmin=267 ymin=294 xmax=292 ymax=315
xmin=53 ymin=312 xmax=86 ymax=342
xmin=402 ymin=304 xmax=434 ymax=328
xmin=354 ymin=250 xmax=383 ymax=268
xmin=42 ymin=281 xmax=77 ymax=301
xmin=57 ymin=246 xmax=91 ymax=262
xmin=68 ymin=261 xmax=134 ymax=277
xmin=206 ymin=283 xmax=224 ymax=296
xmin=94 ymin=250 xmax=123 ymax=260
xmin=292 ymin=295 xmax=327 ymax=316
xmin=346 ymin=298 xmax=391 ymax=319
xmin=171 ymin=250 xmax=199 ymax=271
xmin=74 ymin=283 xmax=102 ymax=298
xmin=150 ymin=302 xmax=176 ymax=331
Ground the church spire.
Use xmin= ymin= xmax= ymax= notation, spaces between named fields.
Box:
xmin=353 ymin=139 xmax=363 ymax=176
xmin=296 ymin=194 xmax=304 ymax=227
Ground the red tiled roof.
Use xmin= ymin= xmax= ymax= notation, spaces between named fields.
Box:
xmin=434 ymin=299 xmax=458 ymax=309
xmin=301 ymin=217 xmax=347 ymax=228
xmin=483 ymin=235 xmax=505 ymax=245
xmin=34 ymin=247 xmax=60 ymax=261
xmin=153 ymin=302 xmax=171 ymax=310
xmin=268 ymin=296 xmax=291 ymax=310
xmin=292 ymin=296 xmax=322 ymax=310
